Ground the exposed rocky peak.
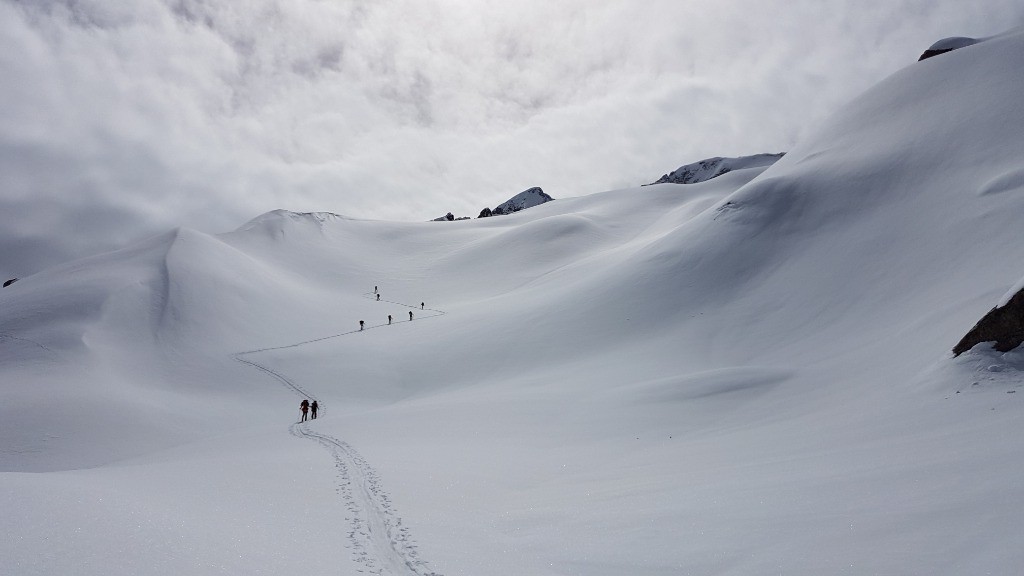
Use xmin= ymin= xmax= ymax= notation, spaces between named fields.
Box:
xmin=490 ymin=187 xmax=553 ymax=216
xmin=648 ymin=153 xmax=785 ymax=185
xmin=918 ymin=36 xmax=981 ymax=61
xmin=434 ymin=187 xmax=554 ymax=221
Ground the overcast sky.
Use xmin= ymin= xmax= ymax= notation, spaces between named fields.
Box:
xmin=2 ymin=0 xmax=1023 ymax=280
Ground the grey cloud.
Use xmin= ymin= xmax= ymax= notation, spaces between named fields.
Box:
xmin=2 ymin=0 xmax=1024 ymax=280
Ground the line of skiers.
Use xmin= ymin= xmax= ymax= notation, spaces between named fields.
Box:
xmin=362 ymin=311 xmax=413 ymax=330
xmin=301 ymin=287 xmax=431 ymax=421
xmin=299 ymin=398 xmax=318 ymax=422
xmin=359 ymin=286 xmax=425 ymax=330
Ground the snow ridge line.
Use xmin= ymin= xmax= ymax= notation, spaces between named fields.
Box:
xmin=234 ymin=295 xmax=446 ymax=575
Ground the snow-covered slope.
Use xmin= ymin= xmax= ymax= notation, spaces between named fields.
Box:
xmin=647 ymin=152 xmax=785 ymax=185
xmin=3 ymin=26 xmax=1024 ymax=576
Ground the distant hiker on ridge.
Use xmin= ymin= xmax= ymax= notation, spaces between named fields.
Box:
xmin=376 ymin=293 xmax=381 ymax=301
xmin=374 ymin=286 xmax=378 ymax=293
xmin=359 ymin=320 xmax=364 ymax=330
xmin=388 ymin=314 xmax=392 ymax=325
xmin=300 ymin=399 xmax=309 ymax=422
xmin=421 ymin=302 xmax=424 ymax=310
xmin=409 ymin=311 xmax=414 ymax=321
xmin=310 ymin=400 xmax=319 ymax=419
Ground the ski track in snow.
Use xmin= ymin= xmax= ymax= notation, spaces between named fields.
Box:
xmin=236 ymin=294 xmax=445 ymax=356
xmin=234 ymin=293 xmax=443 ymax=576
xmin=0 ymin=333 xmax=57 ymax=355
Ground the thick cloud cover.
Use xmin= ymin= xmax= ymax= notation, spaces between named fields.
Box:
xmin=2 ymin=0 xmax=1023 ymax=279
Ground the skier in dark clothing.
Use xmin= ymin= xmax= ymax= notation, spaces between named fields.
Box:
xmin=359 ymin=320 xmax=364 ymax=330
xmin=388 ymin=314 xmax=392 ymax=325
xmin=409 ymin=311 xmax=413 ymax=321
xmin=421 ymin=302 xmax=424 ymax=310
xmin=377 ymin=293 xmax=380 ymax=301
xmin=310 ymin=400 xmax=319 ymax=419
xmin=300 ymin=399 xmax=309 ymax=422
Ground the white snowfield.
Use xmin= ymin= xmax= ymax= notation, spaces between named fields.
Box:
xmin=3 ymin=27 xmax=1024 ymax=576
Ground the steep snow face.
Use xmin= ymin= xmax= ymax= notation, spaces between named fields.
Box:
xmin=491 ymin=186 xmax=553 ymax=215
xmin=669 ymin=25 xmax=1024 ymax=365
xmin=648 ymin=152 xmax=785 ymax=185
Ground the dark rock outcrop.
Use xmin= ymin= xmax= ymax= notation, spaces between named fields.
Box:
xmin=953 ymin=286 xmax=1024 ymax=356
xmin=918 ymin=37 xmax=980 ymax=61
xmin=3 ymin=278 xmax=17 ymax=288
xmin=478 ymin=207 xmax=492 ymax=218
xmin=919 ymin=48 xmax=954 ymax=61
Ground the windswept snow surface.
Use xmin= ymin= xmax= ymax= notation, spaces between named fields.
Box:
xmin=4 ymin=26 xmax=1024 ymax=576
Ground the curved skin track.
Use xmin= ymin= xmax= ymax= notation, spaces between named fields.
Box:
xmin=235 ymin=293 xmax=444 ymax=576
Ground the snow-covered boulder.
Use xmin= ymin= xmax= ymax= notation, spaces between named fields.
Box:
xmin=953 ymin=278 xmax=1024 ymax=356
xmin=918 ymin=36 xmax=981 ymax=61
xmin=648 ymin=153 xmax=785 ymax=185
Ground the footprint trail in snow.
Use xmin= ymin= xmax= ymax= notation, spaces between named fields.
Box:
xmin=235 ymin=294 xmax=444 ymax=576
